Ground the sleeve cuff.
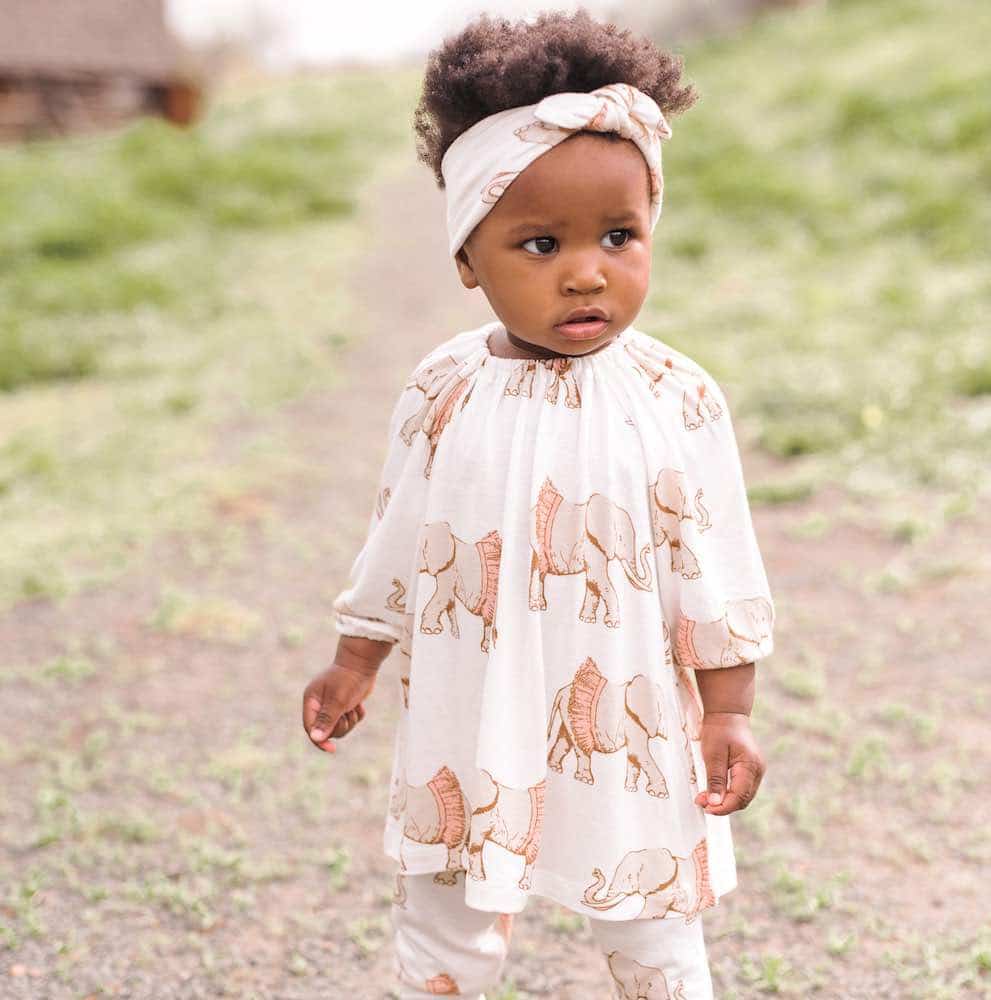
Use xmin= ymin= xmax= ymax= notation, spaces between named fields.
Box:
xmin=333 ymin=611 xmax=402 ymax=645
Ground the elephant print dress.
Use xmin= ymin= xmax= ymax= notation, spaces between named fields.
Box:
xmin=332 ymin=319 xmax=776 ymax=922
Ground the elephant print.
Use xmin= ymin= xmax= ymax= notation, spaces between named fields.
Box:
xmin=683 ymin=378 xmax=723 ymax=431
xmin=375 ymin=485 xmax=391 ymax=520
xmin=385 ymin=581 xmax=414 ymax=706
xmin=648 ymin=468 xmax=711 ymax=580
xmin=387 ymin=577 xmax=407 ymax=615
xmin=425 ymin=973 xmax=462 ymax=995
xmin=606 ymin=952 xmax=687 ymax=1000
xmin=482 ymin=171 xmax=519 ymax=203
xmin=399 ymin=355 xmax=477 ymax=479
xmin=418 ymin=522 xmax=501 ymax=652
xmin=585 ymin=842 xmax=713 ymax=921
xmin=680 ymin=718 xmax=699 ymax=788
xmin=584 ymin=847 xmax=691 ymax=919
xmin=691 ymin=839 xmax=715 ymax=916
xmin=675 ymin=596 xmax=774 ymax=669
xmin=623 ymin=341 xmax=723 ymax=431
xmin=395 ymin=954 xmax=463 ymax=997
xmin=529 ymin=477 xmax=653 ymax=628
xmin=513 ymin=118 xmax=566 ymax=147
xmin=624 ymin=339 xmax=674 ymax=396
xmin=392 ymin=869 xmax=407 ymax=907
xmin=468 ymin=768 xmax=545 ymax=891
xmin=389 ymin=772 xmax=404 ymax=821
xmin=503 ymin=357 xmax=582 ymax=408
xmin=547 ymin=657 xmax=669 ymax=798
xmin=396 ymin=766 xmax=472 ymax=885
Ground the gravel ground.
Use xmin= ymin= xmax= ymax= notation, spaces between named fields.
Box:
xmin=2 ymin=151 xmax=989 ymax=999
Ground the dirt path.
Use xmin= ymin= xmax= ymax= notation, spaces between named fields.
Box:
xmin=2 ymin=151 xmax=989 ymax=1000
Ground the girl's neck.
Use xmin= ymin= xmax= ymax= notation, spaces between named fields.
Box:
xmin=495 ymin=326 xmax=615 ymax=360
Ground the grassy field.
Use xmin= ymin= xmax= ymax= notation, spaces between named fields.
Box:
xmin=3 ymin=3 xmax=988 ymax=613
xmin=0 ymin=69 xmax=418 ymax=610
xmin=643 ymin=0 xmax=990 ymax=529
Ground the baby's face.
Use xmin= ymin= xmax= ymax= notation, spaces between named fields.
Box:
xmin=455 ymin=132 xmax=653 ymax=356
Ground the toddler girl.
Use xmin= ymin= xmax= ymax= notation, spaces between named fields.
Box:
xmin=302 ymin=9 xmax=775 ymax=998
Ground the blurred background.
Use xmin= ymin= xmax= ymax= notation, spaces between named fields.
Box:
xmin=1 ymin=1 xmax=989 ymax=997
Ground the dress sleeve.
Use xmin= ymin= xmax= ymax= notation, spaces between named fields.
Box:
xmin=662 ymin=371 xmax=776 ymax=670
xmin=331 ymin=371 xmax=429 ymax=646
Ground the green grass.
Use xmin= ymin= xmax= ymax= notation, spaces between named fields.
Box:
xmin=0 ymin=69 xmax=418 ymax=610
xmin=0 ymin=73 xmax=408 ymax=385
xmin=2 ymin=2 xmax=987 ymax=611
xmin=643 ymin=0 xmax=990 ymax=516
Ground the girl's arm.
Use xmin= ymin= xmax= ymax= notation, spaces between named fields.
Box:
xmin=694 ymin=661 xmax=755 ymax=716
xmin=304 ymin=360 xmax=433 ymax=750
xmin=335 ymin=634 xmax=392 ymax=673
xmin=330 ymin=366 xmax=432 ymax=646
xmin=658 ymin=370 xmax=774 ymax=816
xmin=694 ymin=661 xmax=765 ymax=816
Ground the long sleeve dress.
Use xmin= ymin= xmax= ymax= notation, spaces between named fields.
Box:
xmin=332 ymin=319 xmax=776 ymax=922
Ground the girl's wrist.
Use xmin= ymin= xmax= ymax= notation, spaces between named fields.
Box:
xmin=335 ymin=635 xmax=391 ymax=673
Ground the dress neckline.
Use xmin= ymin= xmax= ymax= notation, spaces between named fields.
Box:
xmin=481 ymin=321 xmax=633 ymax=365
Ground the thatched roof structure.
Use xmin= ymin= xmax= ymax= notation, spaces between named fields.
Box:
xmin=0 ymin=0 xmax=183 ymax=80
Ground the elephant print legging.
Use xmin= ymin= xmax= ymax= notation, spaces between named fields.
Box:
xmin=391 ymin=871 xmax=715 ymax=999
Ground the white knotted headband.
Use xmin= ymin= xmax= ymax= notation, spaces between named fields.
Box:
xmin=440 ymin=82 xmax=672 ymax=258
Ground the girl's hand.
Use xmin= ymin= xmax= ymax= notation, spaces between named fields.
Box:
xmin=694 ymin=711 xmax=765 ymax=816
xmin=302 ymin=661 xmax=378 ymax=753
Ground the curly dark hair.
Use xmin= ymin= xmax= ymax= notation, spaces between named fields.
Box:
xmin=413 ymin=7 xmax=698 ymax=188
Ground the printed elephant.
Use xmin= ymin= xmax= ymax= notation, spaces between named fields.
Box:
xmin=585 ymin=842 xmax=713 ymax=921
xmin=584 ymin=847 xmax=692 ymax=920
xmin=530 ymin=477 xmax=653 ymax=628
xmin=424 ymin=974 xmax=461 ymax=995
xmin=675 ymin=596 xmax=774 ymax=669
xmin=467 ymin=768 xmax=545 ymax=891
xmin=682 ymin=377 xmax=723 ymax=431
xmin=606 ymin=952 xmax=686 ymax=1000
xmin=648 ymin=468 xmax=711 ymax=579
xmin=418 ymin=522 xmax=501 ymax=652
xmin=392 ymin=870 xmax=407 ymax=908
xmin=394 ymin=954 xmax=464 ymax=997
xmin=384 ymin=582 xmax=415 ymax=707
xmin=503 ymin=357 xmax=582 ymax=408
xmin=623 ymin=340 xmax=723 ymax=432
xmin=399 ymin=355 xmax=476 ymax=479
xmin=547 ymin=657 xmax=669 ymax=798
xmin=396 ymin=766 xmax=472 ymax=884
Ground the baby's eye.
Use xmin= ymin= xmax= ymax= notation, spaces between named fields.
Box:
xmin=602 ymin=228 xmax=632 ymax=248
xmin=521 ymin=236 xmax=557 ymax=256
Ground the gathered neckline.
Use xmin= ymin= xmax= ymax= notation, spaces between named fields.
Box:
xmin=480 ymin=322 xmax=634 ymax=366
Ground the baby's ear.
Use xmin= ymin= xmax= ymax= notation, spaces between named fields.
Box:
xmin=454 ymin=247 xmax=479 ymax=290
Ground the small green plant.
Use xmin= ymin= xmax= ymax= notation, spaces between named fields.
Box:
xmin=846 ymin=735 xmax=890 ymax=779
xmin=546 ymin=909 xmax=585 ymax=934
xmin=325 ymin=846 xmax=351 ymax=891
xmin=347 ymin=915 xmax=388 ymax=958
xmin=739 ymin=951 xmax=793 ymax=993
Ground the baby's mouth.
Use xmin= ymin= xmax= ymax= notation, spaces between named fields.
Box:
xmin=555 ymin=315 xmax=610 ymax=341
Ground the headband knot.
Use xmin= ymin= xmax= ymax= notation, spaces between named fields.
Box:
xmin=533 ymin=83 xmax=672 ymax=144
xmin=442 ymin=83 xmax=672 ymax=258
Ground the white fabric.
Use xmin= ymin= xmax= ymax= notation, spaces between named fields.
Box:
xmin=391 ymin=869 xmax=714 ymax=999
xmin=333 ymin=319 xmax=776 ymax=921
xmin=440 ymin=83 xmax=673 ymax=257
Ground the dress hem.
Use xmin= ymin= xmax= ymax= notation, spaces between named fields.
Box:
xmin=383 ymin=827 xmax=736 ymax=922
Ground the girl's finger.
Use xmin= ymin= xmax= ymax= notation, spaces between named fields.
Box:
xmin=707 ymin=759 xmax=761 ymax=815
xmin=702 ymin=745 xmax=729 ymax=807
xmin=333 ymin=709 xmax=360 ymax=739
